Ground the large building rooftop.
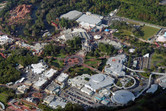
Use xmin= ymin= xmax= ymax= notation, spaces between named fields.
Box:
xmin=68 ymin=74 xmax=90 ymax=89
xmin=85 ymin=74 xmax=114 ymax=92
xmin=31 ymin=61 xmax=48 ymax=74
xmin=49 ymin=97 xmax=67 ymax=109
xmin=33 ymin=77 xmax=47 ymax=90
xmin=60 ymin=10 xmax=82 ymax=20
xmin=56 ymin=73 xmax=69 ymax=84
xmin=111 ymin=90 xmax=135 ymax=105
xmin=105 ymin=54 xmax=126 ymax=76
xmin=43 ymin=68 xmax=57 ymax=79
xmin=76 ymin=13 xmax=103 ymax=28
xmin=0 ymin=35 xmax=13 ymax=45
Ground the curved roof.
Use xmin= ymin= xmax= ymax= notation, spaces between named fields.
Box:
xmin=91 ymin=74 xmax=105 ymax=83
xmin=112 ymin=90 xmax=135 ymax=104
xmin=85 ymin=74 xmax=114 ymax=91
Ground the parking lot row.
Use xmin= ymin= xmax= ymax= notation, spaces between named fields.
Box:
xmin=62 ymin=93 xmax=92 ymax=108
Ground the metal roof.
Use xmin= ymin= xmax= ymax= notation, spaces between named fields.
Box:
xmin=112 ymin=90 xmax=135 ymax=104
xmin=76 ymin=14 xmax=102 ymax=25
xmin=60 ymin=10 xmax=82 ymax=20
xmin=85 ymin=74 xmax=114 ymax=91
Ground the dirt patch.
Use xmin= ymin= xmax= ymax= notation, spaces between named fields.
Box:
xmin=9 ymin=4 xmax=32 ymax=25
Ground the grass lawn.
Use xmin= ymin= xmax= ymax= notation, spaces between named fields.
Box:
xmin=151 ymin=53 xmax=166 ymax=67
xmin=84 ymin=60 xmax=101 ymax=69
xmin=140 ymin=73 xmax=150 ymax=78
xmin=120 ymin=30 xmax=133 ymax=36
xmin=127 ymin=21 xmax=140 ymax=25
xmin=85 ymin=55 xmax=98 ymax=59
xmin=116 ymin=80 xmax=122 ymax=87
xmin=55 ymin=53 xmax=66 ymax=58
xmin=51 ymin=59 xmax=64 ymax=69
xmin=138 ymin=25 xmax=159 ymax=40
xmin=0 ymin=93 xmax=8 ymax=104
xmin=68 ymin=66 xmax=96 ymax=77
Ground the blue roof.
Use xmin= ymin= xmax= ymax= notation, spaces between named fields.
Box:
xmin=105 ymin=29 xmax=109 ymax=32
xmin=164 ymin=32 xmax=166 ymax=37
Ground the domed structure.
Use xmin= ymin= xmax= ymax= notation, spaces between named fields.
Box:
xmin=91 ymin=74 xmax=105 ymax=83
xmin=85 ymin=74 xmax=115 ymax=92
xmin=111 ymin=90 xmax=135 ymax=105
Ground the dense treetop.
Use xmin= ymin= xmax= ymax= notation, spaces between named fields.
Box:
xmin=118 ymin=0 xmax=166 ymax=26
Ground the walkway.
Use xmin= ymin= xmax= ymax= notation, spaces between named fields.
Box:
xmin=82 ymin=64 xmax=102 ymax=74
xmin=135 ymin=73 xmax=165 ymax=98
xmin=125 ymin=66 xmax=166 ymax=75
xmin=0 ymin=102 xmax=5 ymax=110
xmin=114 ymin=15 xmax=166 ymax=29
xmin=125 ymin=66 xmax=166 ymax=98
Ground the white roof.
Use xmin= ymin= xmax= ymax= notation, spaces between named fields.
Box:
xmin=156 ymin=35 xmax=166 ymax=42
xmin=0 ymin=35 xmax=13 ymax=44
xmin=32 ymin=43 xmax=47 ymax=53
xmin=68 ymin=74 xmax=90 ymax=89
xmin=49 ymin=98 xmax=66 ymax=109
xmin=81 ymin=87 xmax=94 ymax=95
xmin=44 ymin=95 xmax=55 ymax=104
xmin=44 ymin=68 xmax=57 ymax=79
xmin=146 ymin=84 xmax=158 ymax=93
xmin=77 ymin=14 xmax=102 ymax=25
xmin=94 ymin=35 xmax=101 ymax=40
xmin=31 ymin=62 xmax=47 ymax=74
xmin=60 ymin=10 xmax=82 ymax=20
xmin=0 ymin=35 xmax=9 ymax=40
xmin=56 ymin=73 xmax=68 ymax=83
xmin=105 ymin=54 xmax=126 ymax=76
xmin=129 ymin=48 xmax=135 ymax=53
xmin=143 ymin=53 xmax=150 ymax=58
xmin=33 ymin=78 xmax=47 ymax=87
xmin=85 ymin=74 xmax=114 ymax=91
xmin=111 ymin=90 xmax=135 ymax=104
xmin=72 ymin=28 xmax=86 ymax=33
xmin=17 ymin=85 xmax=29 ymax=90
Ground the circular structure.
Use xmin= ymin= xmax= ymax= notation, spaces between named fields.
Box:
xmin=111 ymin=90 xmax=135 ymax=105
xmin=114 ymin=75 xmax=136 ymax=89
xmin=94 ymin=35 xmax=101 ymax=40
xmin=91 ymin=74 xmax=105 ymax=83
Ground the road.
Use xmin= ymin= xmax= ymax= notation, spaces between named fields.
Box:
xmin=125 ymin=66 xmax=166 ymax=98
xmin=125 ymin=66 xmax=166 ymax=75
xmin=113 ymin=15 xmax=165 ymax=29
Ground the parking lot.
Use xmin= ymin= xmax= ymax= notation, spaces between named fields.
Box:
xmin=60 ymin=87 xmax=99 ymax=108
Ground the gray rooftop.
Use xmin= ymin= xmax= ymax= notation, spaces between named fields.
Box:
xmin=111 ymin=90 xmax=135 ymax=104
xmin=76 ymin=14 xmax=102 ymax=25
xmin=146 ymin=84 xmax=158 ymax=93
xmin=60 ymin=10 xmax=82 ymax=20
xmin=105 ymin=54 xmax=126 ymax=76
xmin=85 ymin=74 xmax=114 ymax=91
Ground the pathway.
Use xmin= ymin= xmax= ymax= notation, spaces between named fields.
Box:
xmin=82 ymin=64 xmax=101 ymax=74
xmin=0 ymin=102 xmax=5 ymax=110
xmin=125 ymin=66 xmax=166 ymax=98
